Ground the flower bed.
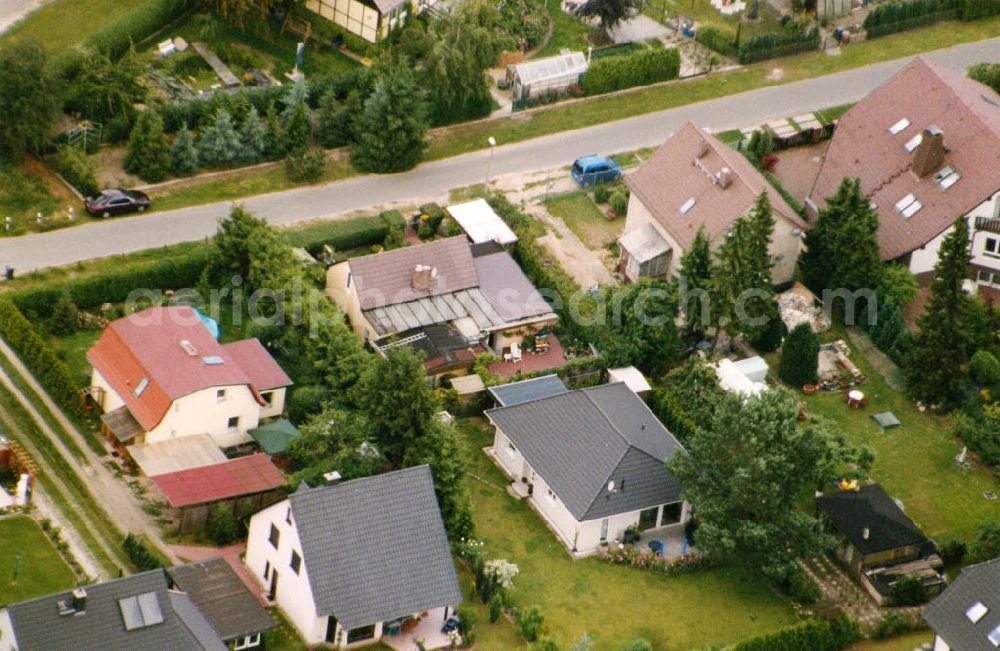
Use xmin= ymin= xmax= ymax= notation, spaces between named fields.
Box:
xmin=601 ymin=545 xmax=713 ymax=576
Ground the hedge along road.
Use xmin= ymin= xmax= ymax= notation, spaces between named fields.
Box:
xmin=5 ymin=36 xmax=999 ymax=275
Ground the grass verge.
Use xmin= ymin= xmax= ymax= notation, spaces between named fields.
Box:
xmin=0 ymin=0 xmax=148 ymax=54
xmin=544 ymin=191 xmax=622 ymax=250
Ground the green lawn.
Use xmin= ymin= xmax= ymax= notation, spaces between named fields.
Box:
xmin=545 ymin=191 xmax=622 ymax=250
xmin=534 ymin=0 xmax=599 ymax=58
xmin=786 ymin=327 xmax=1000 ymax=543
xmin=0 ymin=0 xmax=148 ymax=54
xmin=457 ymin=419 xmax=798 ymax=650
xmin=50 ymin=329 xmax=103 ymax=390
xmin=0 ymin=516 xmax=78 ymax=605
xmin=848 ymin=630 xmax=934 ymax=651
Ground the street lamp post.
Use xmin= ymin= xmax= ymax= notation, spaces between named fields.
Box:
xmin=486 ymin=136 xmax=497 ymax=187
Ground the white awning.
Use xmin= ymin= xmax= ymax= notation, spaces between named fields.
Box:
xmin=608 ymin=367 xmax=652 ymax=394
xmin=446 ymin=199 xmax=518 ymax=246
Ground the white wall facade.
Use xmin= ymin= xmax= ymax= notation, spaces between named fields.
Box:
xmin=258 ymin=387 xmax=287 ymax=420
xmin=622 ymin=194 xmax=801 ymax=285
xmin=907 ymin=193 xmax=1000 ymax=278
xmin=146 ymin=385 xmax=260 ymax=448
xmin=326 ymin=263 xmax=376 ymax=341
xmin=91 ymin=367 xmax=125 ymax=413
xmin=304 ymin=0 xmax=392 ymax=43
xmin=0 ymin=609 xmax=16 ymax=651
xmin=491 ymin=428 xmax=687 ymax=555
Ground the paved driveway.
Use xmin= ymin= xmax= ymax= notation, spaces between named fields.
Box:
xmin=2 ymin=36 xmax=999 ymax=274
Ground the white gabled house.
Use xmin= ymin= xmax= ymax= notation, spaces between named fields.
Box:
xmin=485 ymin=381 xmax=689 ymax=556
xmin=244 ymin=466 xmax=462 ymax=649
xmin=87 ymin=306 xmax=292 ymax=451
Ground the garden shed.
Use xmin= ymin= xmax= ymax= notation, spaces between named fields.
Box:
xmin=507 ymin=50 xmax=589 ymax=101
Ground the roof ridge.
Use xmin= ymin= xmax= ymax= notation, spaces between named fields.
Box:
xmin=921 ymin=58 xmax=1000 ymax=140
xmin=580 ymin=444 xmax=631 ymax=516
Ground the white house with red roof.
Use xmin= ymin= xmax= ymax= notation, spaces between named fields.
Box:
xmin=87 ymin=306 xmax=292 ymax=450
xmin=808 ymin=58 xmax=1000 ymax=289
xmin=620 ymin=121 xmax=807 ymax=285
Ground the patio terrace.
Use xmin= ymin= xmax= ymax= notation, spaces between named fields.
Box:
xmin=382 ymin=607 xmax=456 ymax=651
xmin=488 ymin=333 xmax=567 ymax=378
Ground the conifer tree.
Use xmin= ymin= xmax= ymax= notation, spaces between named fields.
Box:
xmin=315 ymin=90 xmax=353 ymax=148
xmin=123 ymin=109 xmax=170 ymax=182
xmin=198 ymin=109 xmax=244 ymax=168
xmin=283 ymin=97 xmax=312 ymax=153
xmin=779 ymin=322 xmax=819 ymax=386
xmin=675 ymin=226 xmax=713 ymax=337
xmin=240 ymin=105 xmax=267 ymax=164
xmin=905 ymin=218 xmax=974 ymax=406
xmin=170 ymin=123 xmax=199 ymax=176
xmin=263 ymin=100 xmax=287 ymax=160
xmin=351 ymin=57 xmax=428 ymax=173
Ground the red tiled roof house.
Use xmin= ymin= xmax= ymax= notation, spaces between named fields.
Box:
xmin=807 ymin=58 xmax=1000 ymax=287
xmin=87 ymin=306 xmax=292 ymax=450
xmin=619 ymin=121 xmax=807 ymax=285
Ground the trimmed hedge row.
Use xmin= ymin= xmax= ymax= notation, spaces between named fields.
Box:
xmin=961 ymin=0 xmax=1000 ymax=20
xmin=695 ymin=26 xmax=737 ymax=57
xmin=0 ymin=300 xmax=82 ymax=415
xmin=581 ymin=47 xmax=681 ymax=96
xmin=738 ymin=28 xmax=819 ymax=64
xmin=732 ymin=616 xmax=860 ymax=651
xmin=57 ymin=0 xmax=199 ymax=78
xmin=10 ymin=248 xmax=215 ymax=320
xmin=863 ymin=0 xmax=962 ymax=38
xmin=284 ymin=212 xmax=407 ymax=255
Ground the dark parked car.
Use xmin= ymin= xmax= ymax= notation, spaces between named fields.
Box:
xmin=571 ymin=155 xmax=621 ymax=187
xmin=84 ymin=189 xmax=151 ymax=218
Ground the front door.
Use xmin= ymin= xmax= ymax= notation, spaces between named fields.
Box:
xmin=326 ymin=615 xmax=339 ymax=643
xmin=268 ymin=569 xmax=278 ymax=601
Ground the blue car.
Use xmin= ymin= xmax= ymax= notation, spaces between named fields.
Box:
xmin=571 ymin=155 xmax=621 ymax=187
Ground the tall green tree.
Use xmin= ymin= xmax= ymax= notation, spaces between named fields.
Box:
xmin=600 ymin=280 xmax=681 ymax=374
xmin=283 ymin=83 xmax=313 ymax=152
xmin=577 ymin=0 xmax=640 ymax=37
xmin=170 ymin=123 xmax=200 ymax=176
xmin=675 ymin=226 xmax=713 ymax=338
xmin=350 ymin=346 xmax=438 ymax=461
xmin=263 ymin=100 xmax=288 ymax=160
xmin=198 ymin=109 xmax=244 ymax=168
xmin=404 ymin=419 xmax=476 ymax=540
xmin=240 ymin=106 xmax=267 ymax=164
xmin=800 ymin=177 xmax=883 ymax=293
xmin=71 ymin=46 xmax=146 ymax=123
xmin=667 ymin=389 xmax=870 ymax=581
xmin=779 ymin=322 xmax=819 ymax=387
xmin=0 ymin=39 xmax=61 ymax=159
xmin=904 ymin=218 xmax=974 ymax=406
xmin=123 ymin=110 xmax=171 ymax=182
xmin=351 ymin=57 xmax=428 ymax=173
xmin=315 ymin=90 xmax=353 ymax=148
xmin=213 ymin=204 xmax=270 ymax=280
xmin=287 ymin=405 xmax=383 ymax=487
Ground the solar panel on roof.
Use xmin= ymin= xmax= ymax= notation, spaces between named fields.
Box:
xmin=137 ymin=592 xmax=164 ymax=626
xmin=119 ymin=596 xmax=144 ymax=631
xmin=119 ymin=592 xmax=164 ymax=630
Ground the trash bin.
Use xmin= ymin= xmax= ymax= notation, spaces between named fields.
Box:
xmin=4 ymin=267 xmax=13 ymax=280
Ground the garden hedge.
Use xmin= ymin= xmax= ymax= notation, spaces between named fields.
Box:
xmin=695 ymin=26 xmax=737 ymax=57
xmin=0 ymin=300 xmax=82 ymax=415
xmin=284 ymin=212 xmax=405 ymax=254
xmin=581 ymin=47 xmax=681 ymax=96
xmin=863 ymin=0 xmax=961 ymax=38
xmin=732 ymin=616 xmax=860 ymax=651
xmin=738 ymin=28 xmax=820 ymax=64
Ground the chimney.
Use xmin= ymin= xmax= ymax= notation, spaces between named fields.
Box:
xmin=911 ymin=126 xmax=945 ymax=178
xmin=862 ymin=527 xmax=870 ymax=541
xmin=717 ymin=167 xmax=732 ymax=189
xmin=411 ymin=264 xmax=434 ymax=292
xmin=72 ymin=588 xmax=87 ymax=613
xmin=697 ymin=139 xmax=710 ymax=158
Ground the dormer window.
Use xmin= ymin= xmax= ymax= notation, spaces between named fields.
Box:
xmin=889 ymin=118 xmax=910 ymax=135
xmin=967 ymin=601 xmax=989 ymax=623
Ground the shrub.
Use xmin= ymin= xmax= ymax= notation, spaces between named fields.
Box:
xmin=49 ymin=289 xmax=79 ymax=336
xmin=939 ymin=539 xmax=967 ymax=565
xmin=779 ymin=322 xmax=819 ymax=386
xmin=695 ymin=26 xmax=737 ymax=57
xmin=873 ymin=612 xmax=915 ymax=639
xmin=609 ymin=186 xmax=630 ymax=215
xmin=732 ymin=615 xmax=860 ymax=651
xmin=782 ymin=567 xmax=821 ymax=604
xmin=620 ymin=641 xmax=653 ymax=651
xmin=532 ymin=637 xmax=562 ymax=651
xmin=419 ymin=203 xmax=446 ymax=234
xmin=581 ymin=47 xmax=681 ymax=95
xmin=122 ymin=533 xmax=162 ymax=571
xmin=456 ymin=605 xmax=477 ymax=637
xmin=970 ymin=521 xmax=1000 ymax=562
xmin=738 ymin=28 xmax=819 ymax=64
xmin=288 ymin=385 xmax=327 ymax=423
xmin=489 ymin=594 xmax=504 ymax=623
xmin=970 ymin=350 xmax=1000 ymax=384
xmin=206 ymin=503 xmax=240 ymax=546
xmin=889 ymin=575 xmax=929 ymax=606
xmin=516 ymin=606 xmax=544 ymax=642
xmin=285 ymin=147 xmax=327 ymax=183
xmin=51 ymin=145 xmax=99 ymax=197
xmin=593 ymin=185 xmax=611 ymax=204
xmin=751 ymin=313 xmax=783 ymax=353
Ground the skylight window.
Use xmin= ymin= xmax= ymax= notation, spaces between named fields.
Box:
xmin=201 ymin=356 xmax=224 ymax=366
xmin=934 ymin=165 xmax=961 ymax=190
xmin=904 ymin=133 xmax=923 ymax=153
xmin=119 ymin=592 xmax=164 ymax=631
xmin=895 ymin=194 xmax=923 ymax=219
xmin=902 ymin=200 xmax=923 ymax=218
xmin=679 ymin=197 xmax=696 ymax=215
xmin=989 ymin=623 xmax=1000 ymax=647
xmin=967 ymin=601 xmax=989 ymax=624
xmin=133 ymin=376 xmax=149 ymax=398
xmin=889 ymin=118 xmax=911 ymax=135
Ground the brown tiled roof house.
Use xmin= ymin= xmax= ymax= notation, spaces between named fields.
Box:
xmin=619 ymin=121 xmax=807 ymax=285
xmin=807 ymin=57 xmax=1000 ymax=285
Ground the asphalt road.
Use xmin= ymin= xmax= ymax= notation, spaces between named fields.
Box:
xmin=6 ymin=36 xmax=1000 ymax=274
